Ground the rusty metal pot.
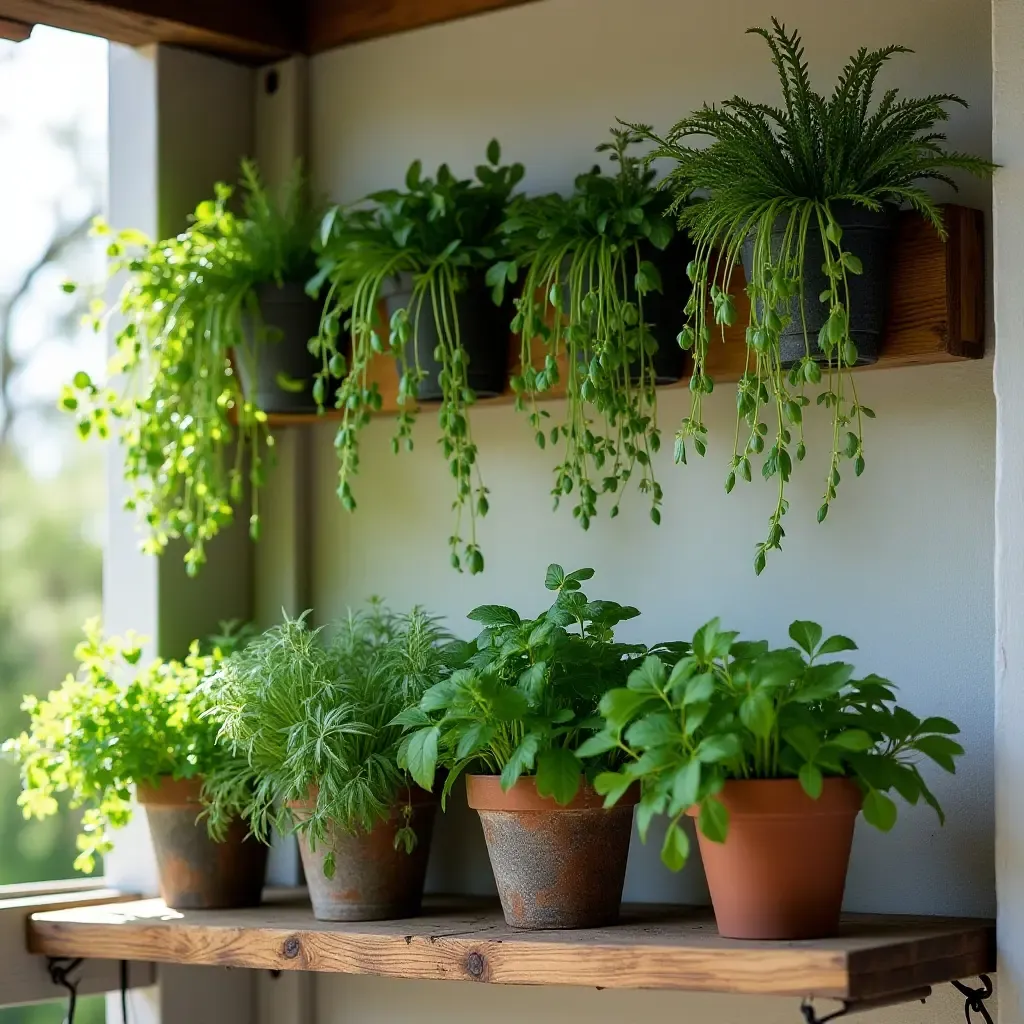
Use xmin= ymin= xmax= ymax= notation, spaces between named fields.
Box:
xmin=289 ymin=787 xmax=437 ymax=922
xmin=466 ymin=774 xmax=638 ymax=930
xmin=136 ymin=777 xmax=267 ymax=910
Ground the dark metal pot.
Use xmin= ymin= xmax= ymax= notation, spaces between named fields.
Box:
xmin=136 ymin=777 xmax=267 ymax=910
xmin=236 ymin=281 xmax=324 ymax=413
xmin=381 ymin=271 xmax=508 ymax=402
xmin=740 ymin=202 xmax=896 ymax=367
xmin=467 ymin=775 xmax=638 ymax=930
xmin=290 ymin=787 xmax=437 ymax=922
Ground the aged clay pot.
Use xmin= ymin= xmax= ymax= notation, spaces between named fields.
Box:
xmin=136 ymin=777 xmax=267 ymax=910
xmin=687 ymin=778 xmax=863 ymax=940
xmin=289 ymin=787 xmax=436 ymax=922
xmin=466 ymin=774 xmax=638 ymax=930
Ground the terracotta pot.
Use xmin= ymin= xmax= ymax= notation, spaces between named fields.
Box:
xmin=289 ymin=787 xmax=436 ymax=922
xmin=136 ymin=777 xmax=267 ymax=910
xmin=687 ymin=778 xmax=863 ymax=940
xmin=466 ymin=774 xmax=638 ymax=930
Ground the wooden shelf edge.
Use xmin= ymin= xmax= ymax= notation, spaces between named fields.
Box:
xmin=27 ymin=891 xmax=994 ymax=1002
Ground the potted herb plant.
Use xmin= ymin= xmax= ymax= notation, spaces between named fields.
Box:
xmin=64 ymin=160 xmax=324 ymax=576
xmin=626 ymin=21 xmax=994 ymax=572
xmin=498 ymin=130 xmax=692 ymax=528
xmin=585 ymin=618 xmax=963 ymax=940
xmin=3 ymin=621 xmax=267 ymax=910
xmin=207 ymin=606 xmax=451 ymax=921
xmin=397 ymin=564 xmax=664 ymax=930
xmin=312 ymin=141 xmax=525 ymax=575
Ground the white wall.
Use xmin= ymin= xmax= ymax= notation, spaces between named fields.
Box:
xmin=300 ymin=0 xmax=995 ymax=1019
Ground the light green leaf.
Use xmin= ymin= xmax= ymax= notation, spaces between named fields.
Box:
xmin=405 ymin=726 xmax=440 ymax=791
xmin=789 ymin=620 xmax=823 ymax=655
xmin=698 ymin=796 xmax=729 ymax=843
xmin=575 ymin=731 xmax=618 ymax=759
xmin=799 ymin=762 xmax=823 ymax=799
xmin=536 ymin=748 xmax=581 ymax=805
xmin=500 ymin=733 xmax=540 ymax=790
xmin=862 ymin=788 xmax=897 ymax=831
xmin=739 ymin=689 xmax=774 ymax=738
xmin=660 ymin=821 xmax=690 ymax=871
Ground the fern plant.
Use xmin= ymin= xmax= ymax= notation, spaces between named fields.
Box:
xmin=626 ymin=20 xmax=994 ymax=573
xmin=64 ymin=160 xmax=322 ymax=576
xmin=313 ymin=142 xmax=524 ymax=575
xmin=205 ymin=607 xmax=452 ymax=877
xmin=497 ymin=130 xmax=680 ymax=528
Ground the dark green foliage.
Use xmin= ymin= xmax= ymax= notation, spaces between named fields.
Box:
xmin=585 ymin=616 xmax=963 ymax=870
xmin=625 ymin=20 xmax=994 ymax=572
xmin=313 ymin=143 xmax=525 ymax=575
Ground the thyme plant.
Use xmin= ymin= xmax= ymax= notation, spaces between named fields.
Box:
xmin=314 ymin=142 xmax=524 ymax=574
xmin=3 ymin=622 xmax=255 ymax=872
xmin=626 ymin=20 xmax=994 ymax=572
xmin=206 ymin=607 xmax=451 ymax=876
xmin=64 ymin=160 xmax=321 ymax=575
xmin=498 ymin=130 xmax=677 ymax=527
xmin=583 ymin=618 xmax=963 ymax=870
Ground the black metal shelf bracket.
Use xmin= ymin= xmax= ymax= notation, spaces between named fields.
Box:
xmin=951 ymin=975 xmax=994 ymax=1024
xmin=47 ymin=956 xmax=83 ymax=1024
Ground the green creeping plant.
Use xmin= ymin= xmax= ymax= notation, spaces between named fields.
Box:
xmin=583 ymin=617 xmax=964 ymax=871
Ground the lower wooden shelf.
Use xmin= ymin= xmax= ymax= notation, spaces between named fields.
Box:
xmin=28 ymin=890 xmax=993 ymax=1003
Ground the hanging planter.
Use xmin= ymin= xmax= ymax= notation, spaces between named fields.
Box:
xmin=290 ymin=788 xmax=437 ymax=922
xmin=236 ymin=282 xmax=326 ymax=414
xmin=467 ymin=775 xmax=637 ymax=929
xmin=381 ymin=271 xmax=508 ymax=402
xmin=138 ymin=777 xmax=267 ymax=910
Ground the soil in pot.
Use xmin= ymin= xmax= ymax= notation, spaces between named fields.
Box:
xmin=236 ymin=281 xmax=325 ymax=414
xmin=382 ymin=271 xmax=509 ymax=402
xmin=740 ymin=202 xmax=896 ymax=368
xmin=687 ymin=778 xmax=862 ymax=940
xmin=289 ymin=787 xmax=437 ymax=922
xmin=137 ymin=777 xmax=267 ymax=910
xmin=466 ymin=774 xmax=638 ymax=930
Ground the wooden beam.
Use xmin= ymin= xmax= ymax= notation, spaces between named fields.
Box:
xmin=306 ymin=0 xmax=542 ymax=51
xmin=29 ymin=890 xmax=995 ymax=1003
xmin=0 ymin=0 xmax=301 ymax=62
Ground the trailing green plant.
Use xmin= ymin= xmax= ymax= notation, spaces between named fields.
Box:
xmin=313 ymin=142 xmax=524 ymax=574
xmin=397 ymin=564 xmax=678 ymax=805
xmin=498 ymin=130 xmax=678 ymax=527
xmin=582 ymin=617 xmax=963 ymax=871
xmin=63 ymin=160 xmax=323 ymax=576
xmin=205 ymin=606 xmax=451 ymax=876
xmin=625 ymin=20 xmax=994 ymax=572
xmin=2 ymin=621 xmax=255 ymax=872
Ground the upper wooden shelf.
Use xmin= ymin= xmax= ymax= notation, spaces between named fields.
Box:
xmin=29 ymin=890 xmax=994 ymax=1005
xmin=0 ymin=0 xmax=540 ymax=60
xmin=266 ymin=204 xmax=985 ymax=429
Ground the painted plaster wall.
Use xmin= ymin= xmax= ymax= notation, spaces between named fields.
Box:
xmin=299 ymin=0 xmax=996 ymax=1019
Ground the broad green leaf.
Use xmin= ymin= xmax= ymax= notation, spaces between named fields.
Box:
xmin=917 ymin=716 xmax=961 ymax=736
xmin=696 ymin=733 xmax=741 ymax=764
xmin=684 ymin=672 xmax=715 ymax=705
xmin=390 ymin=706 xmax=430 ymax=729
xmin=913 ymin=734 xmax=964 ymax=773
xmin=799 ymin=762 xmax=823 ymax=799
xmin=575 ymin=731 xmax=618 ymax=759
xmin=783 ymin=725 xmax=820 ymax=762
xmin=660 ymin=822 xmax=691 ymax=871
xmin=739 ymin=689 xmax=775 ymax=738
xmin=792 ymin=662 xmax=854 ymax=703
xmin=419 ymin=679 xmax=458 ymax=713
xmin=625 ymin=712 xmax=678 ymax=748
xmin=698 ymin=796 xmax=729 ymax=843
xmin=818 ymin=634 xmax=858 ymax=655
xmin=594 ymin=770 xmax=633 ymax=806
xmin=599 ymin=688 xmax=655 ymax=731
xmin=626 ymin=655 xmax=666 ymax=695
xmin=544 ymin=564 xmax=565 ymax=590
xmin=691 ymin=618 xmax=721 ymax=661
xmin=825 ymin=729 xmax=874 ymax=752
xmin=564 ymin=567 xmax=596 ymax=585
xmin=517 ymin=662 xmax=547 ymax=701
xmin=536 ymin=748 xmax=582 ymax=805
xmin=862 ymin=788 xmax=898 ymax=831
xmin=455 ymin=722 xmax=494 ymax=760
xmin=789 ymin=620 xmax=823 ymax=655
xmin=500 ymin=733 xmax=540 ymax=789
xmin=636 ymin=793 xmax=665 ymax=842
xmin=405 ymin=726 xmax=440 ymax=791
xmin=467 ymin=604 xmax=521 ymax=627
xmin=669 ymin=759 xmax=701 ymax=815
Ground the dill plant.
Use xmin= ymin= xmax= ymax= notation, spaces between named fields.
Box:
xmin=625 ymin=20 xmax=994 ymax=572
xmin=206 ymin=606 xmax=451 ymax=876
xmin=64 ymin=160 xmax=322 ymax=576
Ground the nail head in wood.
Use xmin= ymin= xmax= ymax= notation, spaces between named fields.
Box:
xmin=282 ymin=936 xmax=301 ymax=959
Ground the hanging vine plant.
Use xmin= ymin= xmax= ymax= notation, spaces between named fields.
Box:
xmin=495 ymin=130 xmax=687 ymax=528
xmin=625 ymin=20 xmax=994 ymax=572
xmin=314 ymin=142 xmax=523 ymax=574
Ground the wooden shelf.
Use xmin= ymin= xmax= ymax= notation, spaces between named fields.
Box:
xmin=29 ymin=890 xmax=993 ymax=1003
xmin=268 ymin=205 xmax=984 ymax=429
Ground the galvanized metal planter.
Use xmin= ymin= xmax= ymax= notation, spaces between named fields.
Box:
xmin=467 ymin=774 xmax=638 ymax=930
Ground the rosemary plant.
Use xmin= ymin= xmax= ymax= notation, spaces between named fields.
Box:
xmin=626 ymin=20 xmax=994 ymax=572
xmin=313 ymin=142 xmax=524 ymax=575
xmin=206 ymin=607 xmax=451 ymax=876
xmin=498 ymin=130 xmax=678 ymax=527
xmin=64 ymin=160 xmax=321 ymax=575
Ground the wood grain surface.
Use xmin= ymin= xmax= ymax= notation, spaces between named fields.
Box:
xmin=29 ymin=890 xmax=994 ymax=1002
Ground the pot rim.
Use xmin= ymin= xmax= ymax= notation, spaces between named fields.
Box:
xmin=136 ymin=775 xmax=204 ymax=806
xmin=466 ymin=774 xmax=638 ymax=812
xmin=685 ymin=777 xmax=863 ymax=819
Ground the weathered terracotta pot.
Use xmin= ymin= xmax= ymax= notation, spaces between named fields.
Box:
xmin=467 ymin=774 xmax=638 ymax=930
xmin=136 ymin=777 xmax=267 ymax=910
xmin=687 ymin=778 xmax=863 ymax=940
xmin=289 ymin=787 xmax=436 ymax=922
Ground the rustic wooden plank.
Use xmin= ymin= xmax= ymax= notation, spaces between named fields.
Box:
xmin=0 ymin=0 xmax=299 ymax=62
xmin=270 ymin=204 xmax=983 ymax=429
xmin=306 ymin=0 xmax=541 ymax=51
xmin=27 ymin=890 xmax=994 ymax=1001
xmin=0 ymin=15 xmax=31 ymax=40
